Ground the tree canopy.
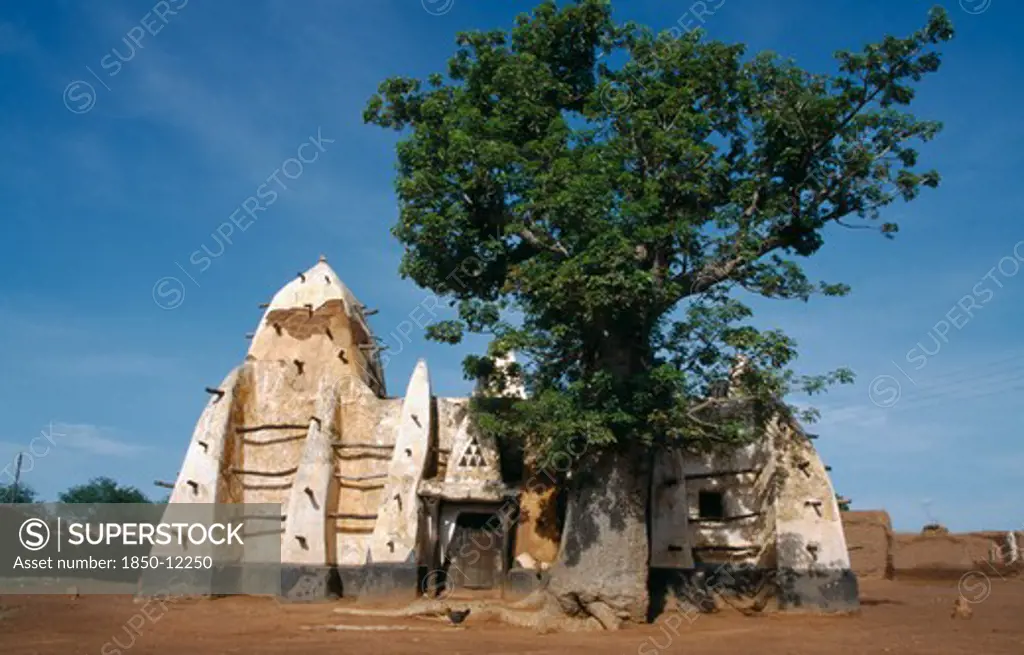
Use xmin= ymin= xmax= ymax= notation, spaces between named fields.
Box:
xmin=0 ymin=482 xmax=38 ymax=504
xmin=58 ymin=477 xmax=151 ymax=504
xmin=366 ymin=0 xmax=952 ymax=624
xmin=365 ymin=1 xmax=953 ymax=467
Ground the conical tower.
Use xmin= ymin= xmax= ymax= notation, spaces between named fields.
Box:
xmin=248 ymin=255 xmax=386 ymax=396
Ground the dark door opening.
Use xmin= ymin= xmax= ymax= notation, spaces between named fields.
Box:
xmin=446 ymin=511 xmax=504 ymax=590
xmin=698 ymin=490 xmax=725 ymax=520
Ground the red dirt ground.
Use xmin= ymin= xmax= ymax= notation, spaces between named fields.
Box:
xmin=2 ymin=578 xmax=1022 ymax=654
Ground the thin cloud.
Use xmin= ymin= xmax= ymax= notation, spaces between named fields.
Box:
xmin=53 ymin=422 xmax=150 ymax=458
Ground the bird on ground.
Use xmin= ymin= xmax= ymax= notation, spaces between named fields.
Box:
xmin=446 ymin=607 xmax=471 ymax=625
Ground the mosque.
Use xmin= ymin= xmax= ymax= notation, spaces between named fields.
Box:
xmin=164 ymin=256 xmax=857 ymax=611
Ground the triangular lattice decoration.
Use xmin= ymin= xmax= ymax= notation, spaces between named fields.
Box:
xmin=458 ymin=437 xmax=487 ymax=468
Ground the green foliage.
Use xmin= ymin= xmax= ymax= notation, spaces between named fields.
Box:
xmin=365 ymin=1 xmax=953 ymax=465
xmin=0 ymin=483 xmax=38 ymax=504
xmin=58 ymin=477 xmax=151 ymax=504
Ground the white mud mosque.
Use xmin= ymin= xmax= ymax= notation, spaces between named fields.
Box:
xmin=164 ymin=256 xmax=858 ymax=612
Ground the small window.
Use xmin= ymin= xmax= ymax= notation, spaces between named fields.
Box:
xmin=698 ymin=491 xmax=725 ymax=520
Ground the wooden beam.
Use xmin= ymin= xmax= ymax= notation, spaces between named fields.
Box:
xmin=243 ymin=433 xmax=307 ymax=446
xmin=236 ymin=424 xmax=307 ymax=433
xmin=335 ymin=452 xmax=392 ymax=461
xmin=331 ymin=442 xmax=395 ymax=449
xmin=334 ymin=473 xmax=387 ymax=482
xmin=242 ymin=528 xmax=286 ymax=538
xmin=689 ymin=511 xmax=762 ymax=524
xmin=242 ymin=482 xmax=293 ymax=490
xmin=230 ymin=466 xmax=298 ymax=477
xmin=237 ymin=514 xmax=287 ymax=521
xmin=684 ymin=467 xmax=762 ymax=481
xmin=336 ymin=482 xmax=385 ymax=490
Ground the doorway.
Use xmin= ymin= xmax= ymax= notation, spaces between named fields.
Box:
xmin=445 ymin=511 xmax=505 ymax=590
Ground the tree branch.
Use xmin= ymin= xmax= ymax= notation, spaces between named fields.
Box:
xmin=518 ymin=227 xmax=569 ymax=259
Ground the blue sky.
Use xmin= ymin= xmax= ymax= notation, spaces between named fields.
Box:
xmin=0 ymin=0 xmax=1021 ymax=532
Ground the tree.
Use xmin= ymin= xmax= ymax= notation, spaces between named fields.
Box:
xmin=0 ymin=483 xmax=38 ymax=504
xmin=58 ymin=477 xmax=151 ymax=504
xmin=366 ymin=0 xmax=953 ymax=626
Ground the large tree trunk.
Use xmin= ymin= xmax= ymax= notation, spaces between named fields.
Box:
xmin=546 ymin=447 xmax=650 ymax=628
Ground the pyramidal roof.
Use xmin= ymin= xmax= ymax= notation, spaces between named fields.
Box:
xmin=260 ymin=255 xmax=373 ymax=335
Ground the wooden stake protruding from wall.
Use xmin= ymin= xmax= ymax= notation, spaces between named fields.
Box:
xmin=293 ymin=359 xmax=305 ymax=375
xmin=304 ymin=486 xmax=319 ymax=510
xmin=205 ymin=387 xmax=226 ymax=399
xmin=297 ymin=272 xmax=306 ymax=282
xmin=806 ymin=542 xmax=820 ymax=561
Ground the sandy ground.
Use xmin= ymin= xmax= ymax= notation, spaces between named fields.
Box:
xmin=1 ymin=578 xmax=1022 ymax=654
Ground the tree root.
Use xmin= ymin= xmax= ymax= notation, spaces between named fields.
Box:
xmin=330 ymin=586 xmax=776 ymax=631
xmin=710 ymin=584 xmax=777 ymax=616
xmin=302 ymin=624 xmax=465 ymax=632
xmin=332 ymin=598 xmax=449 ymax=618
xmin=581 ymin=600 xmax=623 ymax=630
xmin=332 ymin=593 xmax=606 ymax=632
xmin=507 ymin=589 xmax=548 ymax=610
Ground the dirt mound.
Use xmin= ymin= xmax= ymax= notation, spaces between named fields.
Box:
xmin=842 ymin=511 xmax=894 ymax=579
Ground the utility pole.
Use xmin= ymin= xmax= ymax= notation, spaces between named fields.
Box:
xmin=9 ymin=452 xmax=23 ymax=503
